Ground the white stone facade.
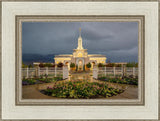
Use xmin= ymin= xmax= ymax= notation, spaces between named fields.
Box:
xmin=54 ymin=29 xmax=107 ymax=70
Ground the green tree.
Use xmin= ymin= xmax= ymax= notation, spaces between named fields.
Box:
xmin=22 ymin=62 xmax=28 ymax=68
xmin=76 ymin=65 xmax=78 ymax=71
xmin=106 ymin=63 xmax=115 ymax=67
xmin=52 ymin=64 xmax=55 ymax=67
xmin=86 ymin=62 xmax=91 ymax=68
xmin=98 ymin=63 xmax=104 ymax=67
xmin=83 ymin=65 xmax=85 ymax=71
xmin=39 ymin=63 xmax=45 ymax=68
xmin=115 ymin=64 xmax=122 ymax=67
xmin=57 ymin=62 xmax=63 ymax=67
xmin=28 ymin=64 xmax=33 ymax=68
xmin=70 ymin=63 xmax=75 ymax=68
xmin=126 ymin=62 xmax=138 ymax=67
xmin=44 ymin=63 xmax=53 ymax=67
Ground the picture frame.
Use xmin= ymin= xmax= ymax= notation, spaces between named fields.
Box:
xmin=16 ymin=15 xmax=144 ymax=106
xmin=1 ymin=0 xmax=159 ymax=120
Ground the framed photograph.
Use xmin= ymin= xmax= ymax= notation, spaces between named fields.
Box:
xmin=16 ymin=15 xmax=144 ymax=106
xmin=1 ymin=0 xmax=159 ymax=120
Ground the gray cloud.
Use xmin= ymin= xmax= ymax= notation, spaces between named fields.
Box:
xmin=22 ymin=22 xmax=138 ymax=62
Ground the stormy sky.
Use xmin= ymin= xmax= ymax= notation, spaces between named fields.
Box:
xmin=22 ymin=22 xmax=138 ymax=62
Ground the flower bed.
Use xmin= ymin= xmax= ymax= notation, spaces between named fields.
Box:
xmin=98 ymin=76 xmax=138 ymax=85
xmin=22 ymin=77 xmax=63 ymax=85
xmin=43 ymin=80 xmax=124 ymax=99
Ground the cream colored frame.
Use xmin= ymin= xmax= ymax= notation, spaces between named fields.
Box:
xmin=1 ymin=1 xmax=159 ymax=120
xmin=16 ymin=15 xmax=145 ymax=106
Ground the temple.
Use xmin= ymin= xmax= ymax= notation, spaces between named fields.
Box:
xmin=54 ymin=28 xmax=107 ymax=71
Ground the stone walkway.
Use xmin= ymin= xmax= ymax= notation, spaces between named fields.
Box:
xmin=22 ymin=83 xmax=55 ymax=99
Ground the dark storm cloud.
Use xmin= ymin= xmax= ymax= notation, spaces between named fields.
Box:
xmin=22 ymin=21 xmax=138 ymax=62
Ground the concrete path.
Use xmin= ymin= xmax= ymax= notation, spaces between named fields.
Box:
xmin=22 ymin=83 xmax=55 ymax=99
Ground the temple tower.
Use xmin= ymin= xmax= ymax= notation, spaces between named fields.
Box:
xmin=77 ymin=28 xmax=83 ymax=50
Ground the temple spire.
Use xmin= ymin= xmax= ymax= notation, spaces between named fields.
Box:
xmin=77 ymin=28 xmax=83 ymax=49
xmin=79 ymin=28 xmax=81 ymax=37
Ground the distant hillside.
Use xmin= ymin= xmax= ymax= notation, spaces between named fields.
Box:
xmin=106 ymin=55 xmax=138 ymax=63
xmin=22 ymin=53 xmax=138 ymax=65
xmin=22 ymin=54 xmax=55 ymax=65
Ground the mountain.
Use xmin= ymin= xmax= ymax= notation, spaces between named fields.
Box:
xmin=106 ymin=55 xmax=138 ymax=63
xmin=22 ymin=53 xmax=138 ymax=65
xmin=22 ymin=54 xmax=55 ymax=65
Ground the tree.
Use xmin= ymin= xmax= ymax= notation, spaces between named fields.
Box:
xmin=126 ymin=62 xmax=137 ymax=67
xmin=115 ymin=64 xmax=122 ymax=67
xmin=83 ymin=65 xmax=85 ymax=71
xmin=70 ymin=63 xmax=75 ymax=68
xmin=22 ymin=62 xmax=28 ymax=68
xmin=57 ymin=62 xmax=63 ymax=67
xmin=98 ymin=63 xmax=104 ymax=67
xmin=44 ymin=63 xmax=53 ymax=67
xmin=86 ymin=62 xmax=91 ymax=68
xmin=107 ymin=59 xmax=111 ymax=64
xmin=76 ymin=65 xmax=78 ymax=71
xmin=52 ymin=64 xmax=55 ymax=67
xmin=39 ymin=63 xmax=45 ymax=68
xmin=28 ymin=64 xmax=33 ymax=68
xmin=106 ymin=63 xmax=115 ymax=67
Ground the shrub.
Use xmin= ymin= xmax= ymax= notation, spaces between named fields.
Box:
xmin=22 ymin=79 xmax=36 ymax=85
xmin=52 ymin=64 xmax=55 ymax=67
xmin=44 ymin=63 xmax=53 ymax=67
xmin=106 ymin=63 xmax=115 ymax=67
xmin=98 ymin=63 xmax=104 ymax=67
xmin=83 ymin=65 xmax=85 ymax=71
xmin=22 ymin=76 xmax=64 ymax=85
xmin=98 ymin=76 xmax=138 ymax=85
xmin=22 ymin=62 xmax=28 ymax=68
xmin=70 ymin=63 xmax=75 ymax=68
xmin=115 ymin=64 xmax=122 ymax=67
xmin=43 ymin=80 xmax=124 ymax=99
xmin=28 ymin=64 xmax=33 ymax=68
xmin=57 ymin=62 xmax=64 ymax=67
xmin=86 ymin=62 xmax=91 ymax=68
xmin=39 ymin=63 xmax=45 ymax=68
xmin=76 ymin=65 xmax=78 ymax=71
xmin=126 ymin=62 xmax=138 ymax=67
